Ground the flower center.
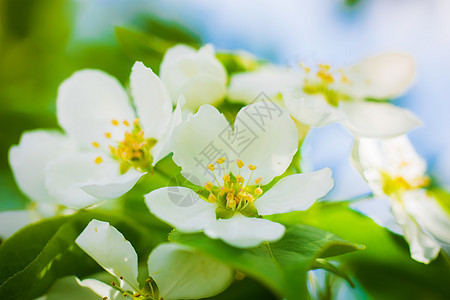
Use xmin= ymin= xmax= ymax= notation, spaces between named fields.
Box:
xmin=381 ymin=171 xmax=430 ymax=196
xmin=300 ymin=63 xmax=352 ymax=107
xmin=201 ymin=157 xmax=263 ymax=219
xmin=92 ymin=119 xmax=156 ymax=174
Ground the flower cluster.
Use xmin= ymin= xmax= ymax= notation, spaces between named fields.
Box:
xmin=3 ymin=42 xmax=449 ymax=300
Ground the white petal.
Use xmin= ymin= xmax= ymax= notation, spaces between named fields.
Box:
xmin=178 ymin=74 xmax=227 ymax=109
xmin=348 ymin=53 xmax=415 ymax=99
xmin=145 ymin=187 xmax=216 ymax=232
xmin=391 ymin=200 xmax=440 ymax=264
xmin=8 ymin=130 xmax=77 ymax=204
xmin=403 ymin=189 xmax=450 ymax=244
xmin=204 ymin=214 xmax=285 ymax=248
xmin=77 ymin=278 xmax=122 ymax=300
xmin=282 ymin=88 xmax=342 ymax=127
xmin=57 ymin=69 xmax=135 ymax=148
xmin=160 ymin=44 xmax=227 ymax=110
xmin=75 ymin=220 xmax=140 ymax=290
xmin=0 ymin=210 xmax=35 ymax=239
xmin=341 ymin=101 xmax=422 ymax=138
xmin=151 ymin=95 xmax=186 ymax=164
xmin=171 ymin=105 xmax=232 ymax=186
xmin=45 ymin=152 xmax=144 ymax=209
xmin=228 ymin=66 xmax=303 ymax=104
xmin=232 ymin=102 xmax=298 ymax=184
xmin=148 ymin=243 xmax=234 ymax=300
xmin=46 ymin=276 xmax=103 ymax=300
xmin=130 ymin=62 xmax=173 ymax=140
xmin=255 ymin=168 xmax=334 ymax=215
xmin=79 ymin=168 xmax=144 ymax=200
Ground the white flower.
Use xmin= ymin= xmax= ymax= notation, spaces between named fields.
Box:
xmin=44 ymin=62 xmax=184 ymax=209
xmin=283 ymin=53 xmax=422 ymax=137
xmin=0 ymin=130 xmax=78 ymax=239
xmin=160 ymin=44 xmax=227 ymax=110
xmin=352 ymin=135 xmax=450 ymax=263
xmin=227 ymin=65 xmax=303 ymax=103
xmin=145 ymin=103 xmax=334 ymax=248
xmin=75 ymin=219 xmax=234 ymax=300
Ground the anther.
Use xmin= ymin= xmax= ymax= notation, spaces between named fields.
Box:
xmin=133 ymin=118 xmax=140 ymax=125
xmin=255 ymin=177 xmax=262 ymax=184
xmin=227 ymin=192 xmax=235 ymax=202
xmin=105 ymin=132 xmax=112 ymax=139
xmin=95 ymin=156 xmax=103 ymax=164
xmin=207 ymin=164 xmax=215 ymax=171
xmin=248 ymin=164 xmax=257 ymax=171
xmin=208 ymin=194 xmax=217 ymax=203
xmin=236 ymin=159 xmax=244 ymax=168
xmin=119 ymin=276 xmax=123 ymax=280
xmin=112 ymin=119 xmax=119 ymax=126
xmin=92 ymin=141 xmax=100 ymax=148
xmin=205 ymin=182 xmax=213 ymax=191
xmin=216 ymin=157 xmax=226 ymax=164
xmin=255 ymin=187 xmax=263 ymax=195
xmin=236 ymin=175 xmax=244 ymax=183
xmin=123 ymin=120 xmax=130 ymax=126
xmin=223 ymin=174 xmax=230 ymax=182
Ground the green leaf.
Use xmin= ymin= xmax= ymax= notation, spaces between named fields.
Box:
xmin=115 ymin=23 xmax=200 ymax=73
xmin=169 ymin=224 xmax=364 ymax=300
xmin=271 ymin=201 xmax=450 ymax=299
xmin=0 ymin=210 xmax=170 ymax=300
xmin=216 ymin=52 xmax=262 ymax=75
xmin=207 ymin=276 xmax=277 ymax=300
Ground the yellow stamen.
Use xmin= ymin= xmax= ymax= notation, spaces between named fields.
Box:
xmin=92 ymin=141 xmax=100 ymax=148
xmin=236 ymin=159 xmax=244 ymax=168
xmin=223 ymin=174 xmax=231 ymax=182
xmin=207 ymin=164 xmax=215 ymax=171
xmin=317 ymin=64 xmax=334 ymax=83
xmin=105 ymin=132 xmax=112 ymax=139
xmin=244 ymin=193 xmax=254 ymax=203
xmin=248 ymin=164 xmax=257 ymax=171
xmin=123 ymin=120 xmax=130 ymax=127
xmin=226 ymin=192 xmax=235 ymax=202
xmin=236 ymin=175 xmax=244 ymax=183
xmin=133 ymin=118 xmax=140 ymax=125
xmin=208 ymin=194 xmax=217 ymax=203
xmin=94 ymin=156 xmax=103 ymax=164
xmin=216 ymin=157 xmax=226 ymax=164
xmin=112 ymin=119 xmax=119 ymax=126
xmin=205 ymin=182 xmax=214 ymax=191
xmin=255 ymin=177 xmax=262 ymax=184
xmin=255 ymin=187 xmax=263 ymax=195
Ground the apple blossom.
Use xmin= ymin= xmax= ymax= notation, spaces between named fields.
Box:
xmin=43 ymin=62 xmax=184 ymax=209
xmin=352 ymin=135 xmax=450 ymax=263
xmin=0 ymin=130 xmax=77 ymax=239
xmin=282 ymin=53 xmax=422 ymax=137
xmin=75 ymin=220 xmax=234 ymax=300
xmin=160 ymin=44 xmax=227 ymax=110
xmin=145 ymin=103 xmax=334 ymax=248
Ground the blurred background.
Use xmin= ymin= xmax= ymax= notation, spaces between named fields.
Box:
xmin=1 ymin=0 xmax=449 ymax=205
